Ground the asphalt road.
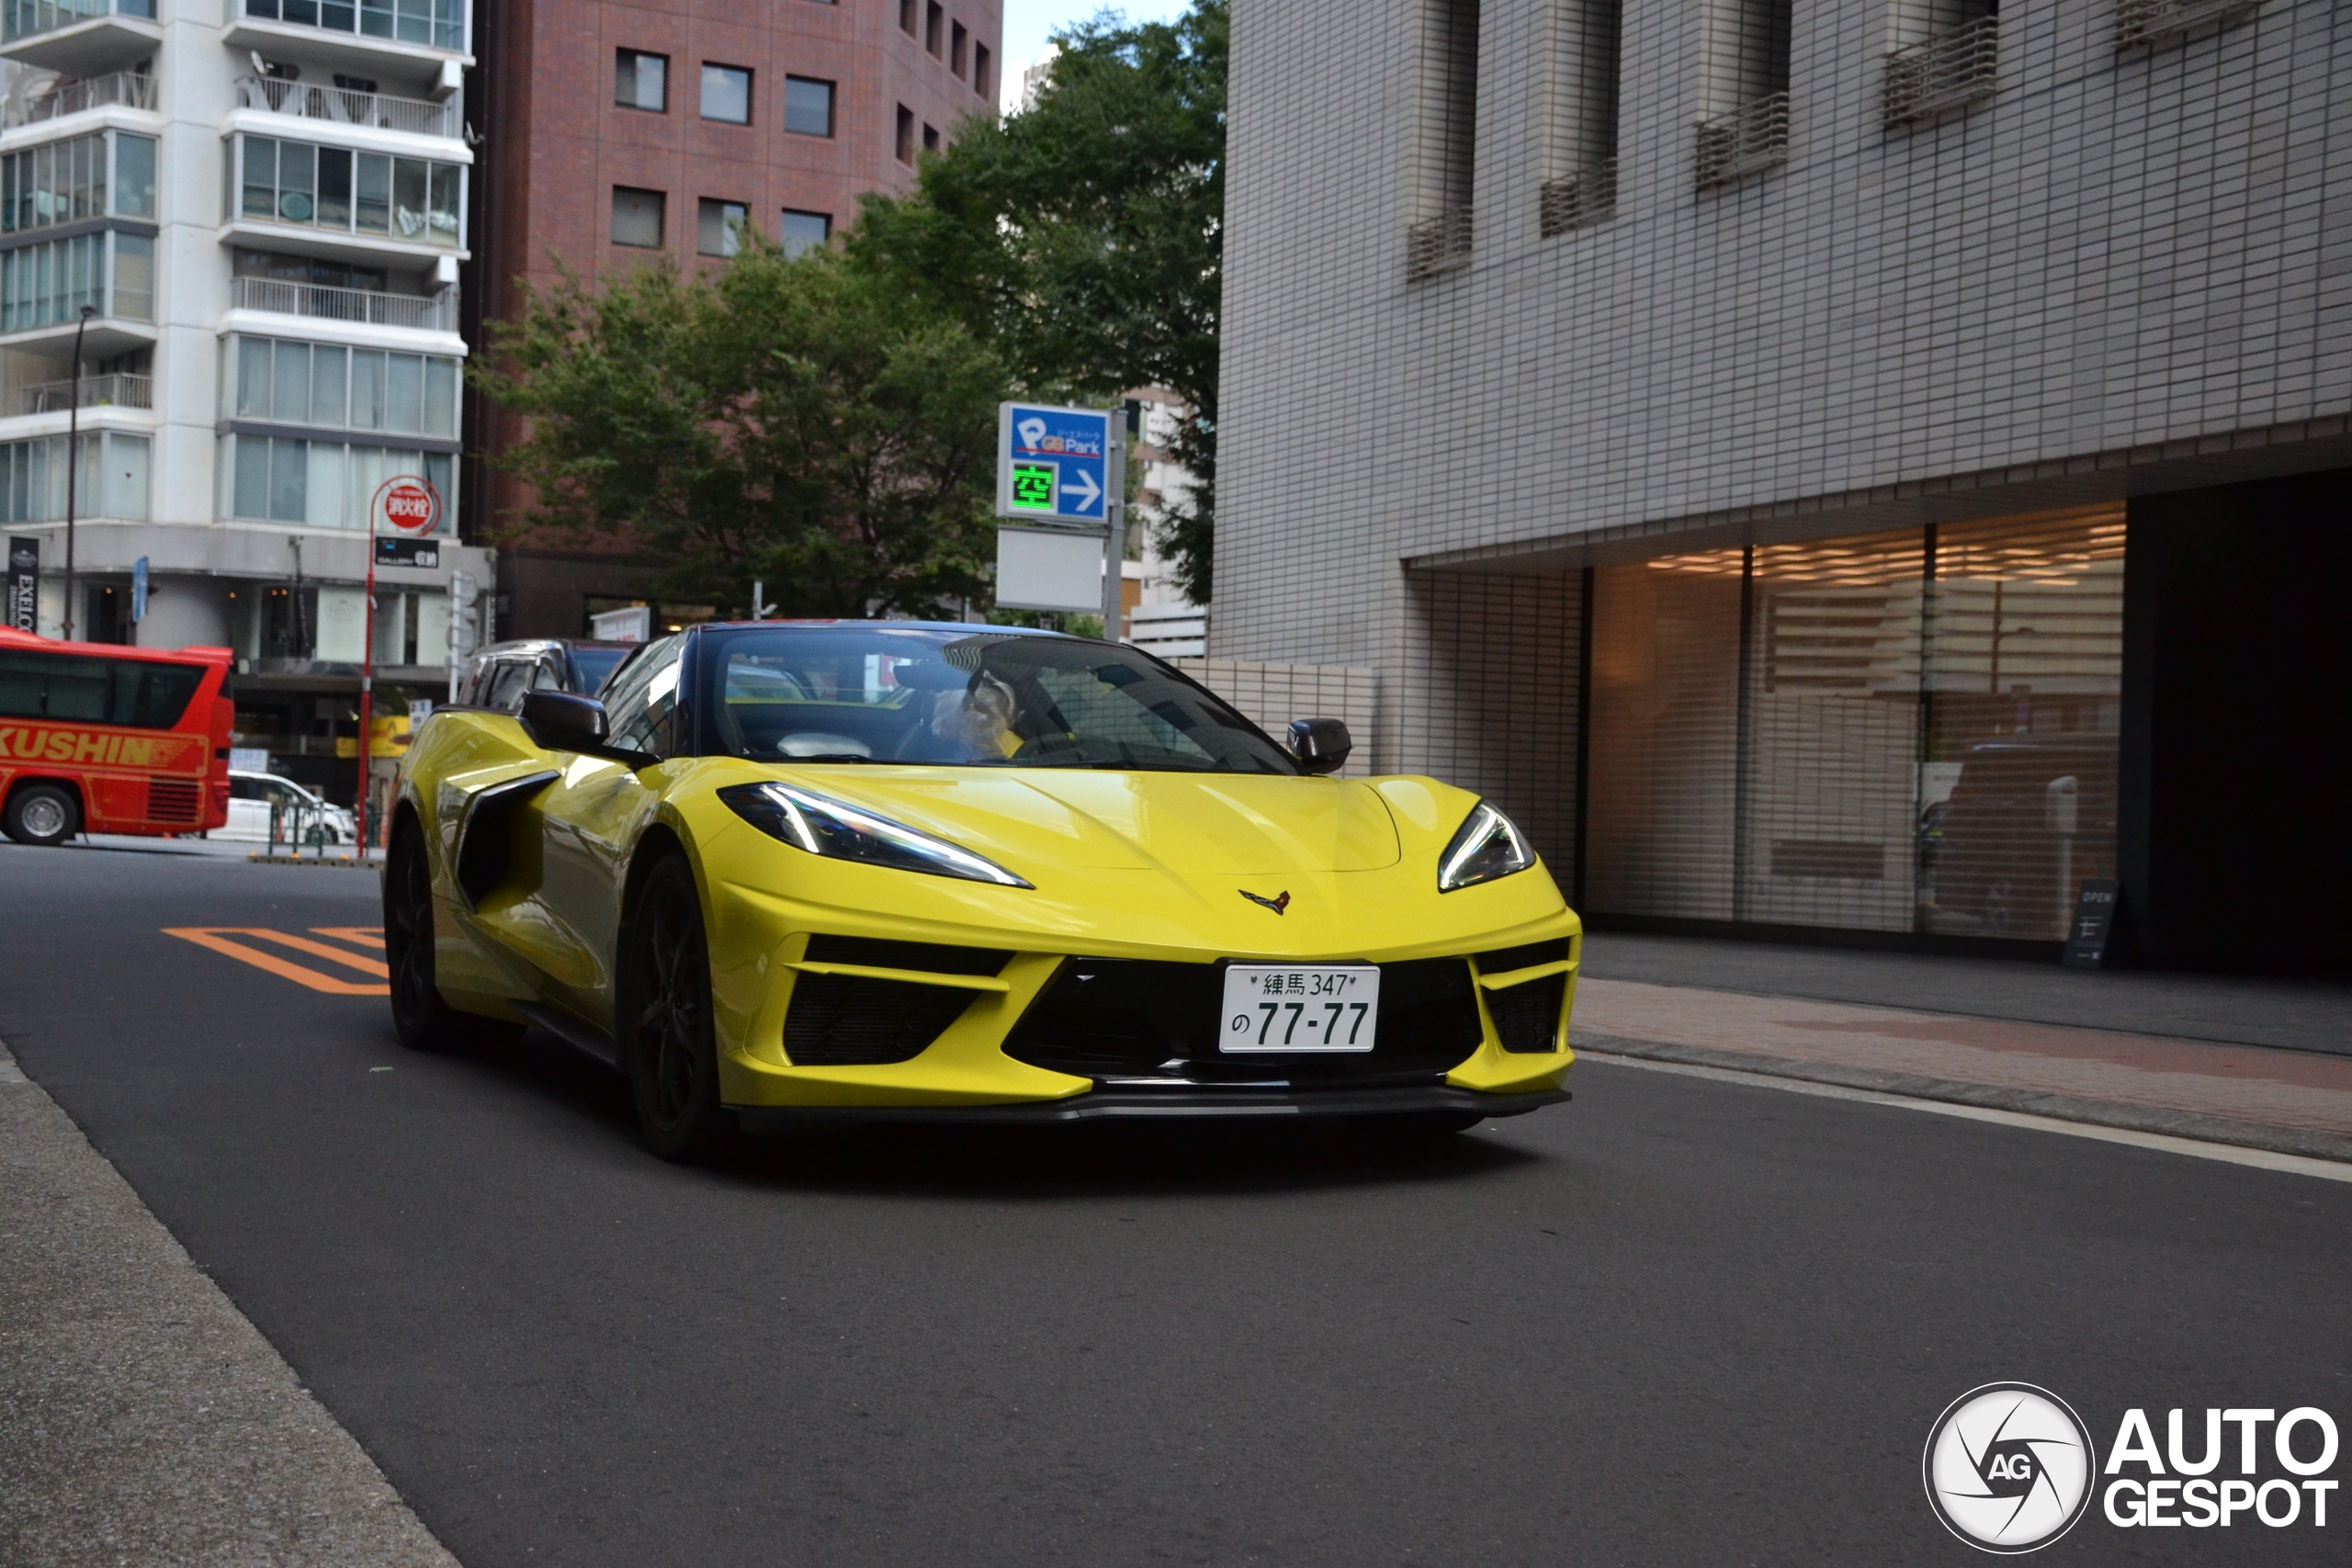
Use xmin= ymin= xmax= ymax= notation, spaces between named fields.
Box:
xmin=3 ymin=840 xmax=2346 ymax=1566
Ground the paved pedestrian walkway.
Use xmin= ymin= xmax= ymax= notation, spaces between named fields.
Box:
xmin=0 ymin=1039 xmax=457 ymax=1568
xmin=1572 ymin=934 xmax=2352 ymax=1162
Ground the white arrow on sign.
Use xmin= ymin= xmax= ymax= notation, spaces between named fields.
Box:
xmin=1062 ymin=465 xmax=1102 ymax=513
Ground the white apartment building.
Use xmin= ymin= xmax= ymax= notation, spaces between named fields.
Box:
xmin=1217 ymin=0 xmax=2351 ymax=974
xmin=0 ymin=0 xmax=490 ymax=798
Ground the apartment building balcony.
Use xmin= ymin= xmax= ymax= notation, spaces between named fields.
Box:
xmin=2116 ymin=0 xmax=2266 ymax=51
xmin=4 ymin=65 xmax=153 ymax=129
xmin=1406 ymin=206 xmax=1473 ymax=283
xmin=1884 ymin=18 xmax=1998 ymax=132
xmin=233 ymin=73 xmax=459 ymax=141
xmin=18 ymin=368 xmax=148 ymax=412
xmin=0 ymin=0 xmax=159 ymax=76
xmin=230 ymin=273 xmax=455 ymax=333
xmin=1539 ymin=158 xmax=1617 ymax=238
xmin=1695 ymin=92 xmax=1789 ymax=191
xmin=225 ymin=0 xmax=472 ymax=89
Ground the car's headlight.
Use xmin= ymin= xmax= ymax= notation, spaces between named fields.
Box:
xmin=1437 ymin=800 xmax=1535 ymax=892
xmin=718 ymin=782 xmax=1032 ymax=888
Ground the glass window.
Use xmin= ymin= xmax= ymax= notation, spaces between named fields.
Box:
xmin=616 ymin=49 xmax=667 ymax=111
xmin=952 ymin=20 xmax=967 ymax=76
xmin=974 ymin=42 xmax=991 ymax=98
xmin=350 ymin=351 xmax=385 ymax=428
xmin=110 ymin=233 xmax=153 ymax=321
xmin=356 ymin=152 xmax=390 ymax=233
xmin=272 ymin=340 xmax=311 ymax=423
xmin=243 ymin=137 xmax=278 ymax=219
xmin=783 ymin=77 xmax=833 ymax=138
xmin=311 ymin=344 xmax=349 ymax=427
xmin=0 ymin=652 xmax=201 ymax=728
xmin=603 ymin=633 xmax=684 ymax=755
xmin=611 ymin=186 xmax=663 ymax=248
xmin=386 ymin=354 xmax=423 ymax=434
xmin=696 ymin=198 xmax=747 ymax=257
xmin=391 ymin=156 xmax=427 ymax=238
xmin=698 ymin=626 xmax=1297 ymax=773
xmin=316 ymin=146 xmax=352 ymax=228
xmin=700 ymin=63 xmax=752 ymax=124
xmin=277 ymin=141 xmax=317 ymax=222
xmin=268 ymin=437 xmax=307 ymax=522
xmin=427 ymin=164 xmax=460 ymax=244
xmin=424 ymin=358 xmax=457 ymax=436
xmin=238 ymin=338 xmax=272 ymax=419
xmin=779 ymin=209 xmax=830 ymax=259
xmin=104 ymin=434 xmax=148 ymax=521
xmin=306 ymin=442 xmax=345 ymax=527
xmin=233 ymin=434 xmax=270 ymax=518
xmin=896 ymin=105 xmax=913 ymax=164
xmin=113 ymin=132 xmax=155 ymax=218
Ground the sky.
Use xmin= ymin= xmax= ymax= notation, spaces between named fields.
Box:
xmin=997 ymin=0 xmax=1194 ymax=113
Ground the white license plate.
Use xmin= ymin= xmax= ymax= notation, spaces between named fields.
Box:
xmin=1219 ymin=965 xmax=1381 ymax=1053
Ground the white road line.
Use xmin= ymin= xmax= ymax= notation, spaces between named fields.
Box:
xmin=1579 ymin=1050 xmax=2352 ymax=1184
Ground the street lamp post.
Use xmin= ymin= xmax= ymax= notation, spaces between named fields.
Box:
xmin=62 ymin=303 xmax=95 ymax=641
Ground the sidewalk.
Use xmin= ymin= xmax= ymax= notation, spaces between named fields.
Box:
xmin=1572 ymin=934 xmax=2352 ymax=1163
xmin=0 ymin=1039 xmax=456 ymax=1568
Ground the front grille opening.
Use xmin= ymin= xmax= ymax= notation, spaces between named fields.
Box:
xmin=1474 ymin=937 xmax=1569 ymax=975
xmin=1487 ymin=973 xmax=1566 ymax=1054
xmin=785 ymin=973 xmax=977 ymax=1066
xmin=804 ymin=935 xmax=1011 ymax=976
xmin=146 ymin=777 xmax=200 ymax=823
xmin=1001 ymin=957 xmax=1485 ymax=1088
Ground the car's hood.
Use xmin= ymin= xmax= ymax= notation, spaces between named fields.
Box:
xmin=760 ymin=767 xmax=1402 ymax=874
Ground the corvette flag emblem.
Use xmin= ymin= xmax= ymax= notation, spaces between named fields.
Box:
xmin=1239 ymin=889 xmax=1292 ymax=915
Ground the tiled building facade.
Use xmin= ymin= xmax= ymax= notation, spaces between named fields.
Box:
xmin=467 ymin=0 xmax=1001 ymax=637
xmin=1217 ymin=0 xmax=2351 ymax=971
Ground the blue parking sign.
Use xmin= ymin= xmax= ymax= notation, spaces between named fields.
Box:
xmin=998 ymin=403 xmax=1112 ymax=523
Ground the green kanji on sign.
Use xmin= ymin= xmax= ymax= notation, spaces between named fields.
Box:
xmin=1010 ymin=463 xmax=1057 ymax=511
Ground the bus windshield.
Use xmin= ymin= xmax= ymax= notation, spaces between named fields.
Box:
xmin=0 ymin=649 xmax=208 ymax=728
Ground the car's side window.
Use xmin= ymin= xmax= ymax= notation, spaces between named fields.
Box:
xmin=231 ymin=776 xmax=263 ymax=801
xmin=601 ymin=634 xmax=684 ymax=758
xmin=485 ymin=660 xmax=530 ymax=711
xmin=531 ymin=660 xmax=564 ymax=692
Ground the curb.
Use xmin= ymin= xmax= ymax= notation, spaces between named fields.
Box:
xmin=1573 ymin=1032 xmax=2352 ymax=1166
xmin=248 ymin=854 xmax=381 ymax=870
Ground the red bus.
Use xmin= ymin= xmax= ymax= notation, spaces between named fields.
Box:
xmin=0 ymin=627 xmax=233 ymax=846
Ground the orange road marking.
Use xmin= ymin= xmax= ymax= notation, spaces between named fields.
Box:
xmin=310 ymin=926 xmax=385 ymax=953
xmin=164 ymin=927 xmax=390 ymax=995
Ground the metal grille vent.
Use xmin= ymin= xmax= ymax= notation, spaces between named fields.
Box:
xmin=1406 ymin=206 xmax=1474 ymax=283
xmin=785 ymin=975 xmax=976 ymax=1067
xmin=1539 ymin=160 xmax=1617 ymax=237
xmin=2116 ymin=0 xmax=2265 ymax=51
xmin=146 ymin=778 xmax=200 ymax=823
xmin=1486 ymin=974 xmax=1567 ymax=1055
xmin=1883 ymin=18 xmax=1998 ymax=132
xmin=1695 ymin=92 xmax=1788 ymax=191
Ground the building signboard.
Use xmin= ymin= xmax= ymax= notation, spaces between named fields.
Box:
xmin=6 ymin=536 xmax=35 ymax=633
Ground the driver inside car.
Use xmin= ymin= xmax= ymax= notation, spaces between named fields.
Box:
xmin=928 ymin=671 xmax=1024 ymax=761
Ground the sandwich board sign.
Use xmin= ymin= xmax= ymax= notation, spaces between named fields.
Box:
xmin=997 ymin=403 xmax=1112 ymax=524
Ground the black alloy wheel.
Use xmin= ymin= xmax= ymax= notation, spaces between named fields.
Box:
xmin=384 ymin=815 xmax=521 ymax=1052
xmin=622 ymin=856 xmax=732 ymax=1162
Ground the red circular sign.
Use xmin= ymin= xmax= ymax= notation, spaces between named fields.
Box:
xmin=372 ymin=475 xmax=442 ymax=535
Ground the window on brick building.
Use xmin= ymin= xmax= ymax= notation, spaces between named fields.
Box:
xmin=701 ymin=63 xmax=752 ymax=124
xmin=951 ymin=20 xmax=967 ymax=76
xmin=895 ymin=104 xmax=914 ymax=164
xmin=923 ymin=122 xmax=939 ymax=153
xmin=925 ymin=2 xmax=943 ymax=55
xmin=615 ymin=50 xmax=667 ymax=112
xmin=973 ymin=42 xmax=990 ymax=99
xmin=784 ymin=76 xmax=835 ymax=137
xmin=612 ymin=186 xmax=664 ymax=248
xmin=696 ymin=197 xmax=748 ymax=257
xmin=780 ymin=209 xmax=831 ymax=259
xmin=899 ymin=0 xmax=915 ymax=37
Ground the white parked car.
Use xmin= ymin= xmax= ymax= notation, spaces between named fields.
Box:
xmin=219 ymin=771 xmax=356 ymax=846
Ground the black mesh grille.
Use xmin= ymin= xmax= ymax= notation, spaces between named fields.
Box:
xmin=1487 ymin=973 xmax=1566 ymax=1054
xmin=1002 ymin=957 xmax=1485 ymax=1088
xmin=1474 ymin=937 xmax=1569 ymax=975
xmin=804 ymin=935 xmax=1011 ymax=976
xmin=146 ymin=777 xmax=201 ymax=823
xmin=785 ymin=974 xmax=978 ymax=1066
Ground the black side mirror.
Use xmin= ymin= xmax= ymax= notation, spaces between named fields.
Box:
xmin=521 ymin=690 xmax=609 ymax=754
xmin=1286 ymin=716 xmax=1352 ymax=775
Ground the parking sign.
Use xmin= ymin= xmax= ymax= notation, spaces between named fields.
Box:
xmin=997 ymin=403 xmax=1113 ymax=524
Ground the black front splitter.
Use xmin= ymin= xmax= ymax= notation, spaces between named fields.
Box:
xmin=731 ymin=1084 xmax=1568 ymax=1130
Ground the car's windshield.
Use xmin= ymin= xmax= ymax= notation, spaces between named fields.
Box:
xmin=570 ymin=645 xmax=630 ymax=695
xmin=697 ymin=626 xmax=1298 ymax=773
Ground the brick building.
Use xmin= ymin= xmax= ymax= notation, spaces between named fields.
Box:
xmin=465 ymin=0 xmax=1001 ymax=638
xmin=1216 ymin=0 xmax=2351 ymax=974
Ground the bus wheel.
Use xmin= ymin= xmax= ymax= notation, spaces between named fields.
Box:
xmin=4 ymin=784 xmax=79 ymax=846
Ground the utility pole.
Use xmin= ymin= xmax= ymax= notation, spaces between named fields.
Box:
xmin=62 ymin=303 xmax=94 ymax=640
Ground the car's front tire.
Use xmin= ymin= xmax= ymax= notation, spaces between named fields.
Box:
xmin=4 ymin=782 xmax=79 ymax=846
xmin=384 ymin=815 xmax=522 ymax=1053
xmin=619 ymin=855 xmax=733 ymax=1163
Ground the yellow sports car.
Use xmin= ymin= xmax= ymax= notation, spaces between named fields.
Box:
xmin=383 ymin=623 xmax=1577 ymax=1159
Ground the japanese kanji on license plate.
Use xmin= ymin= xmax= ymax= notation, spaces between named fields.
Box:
xmin=1218 ymin=965 xmax=1381 ymax=1053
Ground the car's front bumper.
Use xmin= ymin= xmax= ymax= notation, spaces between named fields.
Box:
xmin=734 ymin=1083 xmax=1567 ymax=1128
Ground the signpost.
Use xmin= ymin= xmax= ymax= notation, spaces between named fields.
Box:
xmin=358 ymin=474 xmax=442 ymax=855
xmin=130 ymin=556 xmax=148 ymax=630
xmin=995 ymin=402 xmax=1125 ymax=632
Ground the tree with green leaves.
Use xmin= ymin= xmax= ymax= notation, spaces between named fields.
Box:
xmin=476 ymin=241 xmax=1006 ymax=620
xmin=851 ymin=0 xmax=1227 ymax=604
